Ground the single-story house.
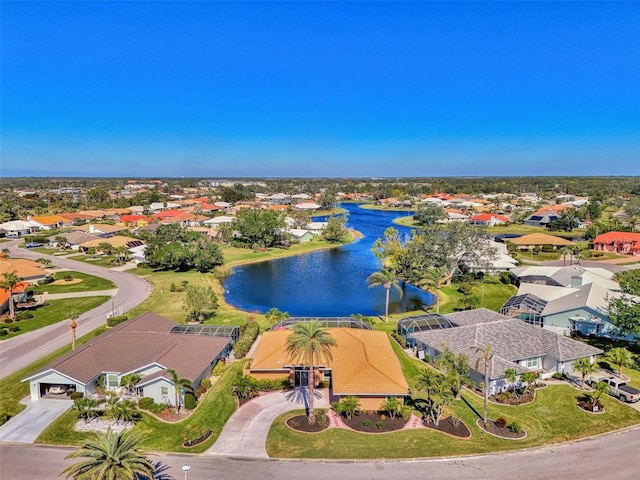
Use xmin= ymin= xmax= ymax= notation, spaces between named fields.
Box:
xmin=467 ymin=213 xmax=509 ymax=227
xmin=406 ymin=309 xmax=602 ymax=395
xmin=78 ymin=235 xmax=144 ymax=252
xmin=507 ymin=233 xmax=575 ymax=250
xmin=48 ymin=231 xmax=104 ymax=250
xmin=75 ymin=224 xmax=129 ymax=236
xmin=23 ymin=312 xmax=237 ymax=405
xmin=29 ymin=215 xmax=72 ymax=230
xmin=0 ymin=281 xmax=30 ymax=314
xmin=510 ymin=265 xmax=619 ymax=291
xmin=524 ymin=213 xmax=559 ymax=227
xmin=248 ymin=325 xmax=409 ymax=410
xmin=288 ymin=229 xmax=315 ymax=242
xmin=0 ymin=257 xmax=49 ymax=283
xmin=0 ymin=220 xmax=40 ymax=237
xmin=593 ymin=232 xmax=640 ymax=256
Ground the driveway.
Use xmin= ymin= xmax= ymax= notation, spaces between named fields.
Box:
xmin=0 ymin=397 xmax=71 ymax=443
xmin=207 ymin=388 xmax=329 ymax=458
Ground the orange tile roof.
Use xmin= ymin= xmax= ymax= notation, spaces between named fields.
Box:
xmin=30 ymin=215 xmax=68 ymax=225
xmin=0 ymin=258 xmax=46 ymax=280
xmin=0 ymin=281 xmax=30 ymax=305
xmin=251 ymin=328 xmax=409 ymax=396
xmin=594 ymin=231 xmax=640 ymax=244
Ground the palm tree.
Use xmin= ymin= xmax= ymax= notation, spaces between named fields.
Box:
xmin=120 ymin=372 xmax=142 ymax=395
xmin=69 ymin=310 xmax=80 ymax=350
xmin=104 ymin=392 xmax=119 ymax=420
xmin=472 ymin=344 xmax=493 ymax=423
xmin=559 ymin=247 xmax=570 ymax=266
xmin=606 ymin=347 xmax=634 ymax=377
xmin=573 ymin=357 xmax=598 ymax=388
xmin=73 ymin=398 xmax=100 ymax=423
xmin=1 ymin=248 xmax=9 ymax=258
xmin=0 ymin=270 xmax=21 ymax=320
xmin=504 ymin=368 xmax=519 ymax=399
xmin=62 ymin=429 xmax=155 ymax=480
xmin=591 ymin=381 xmax=610 ymax=409
xmin=366 ymin=268 xmax=402 ymax=322
xmin=421 ymin=266 xmax=446 ymax=313
xmin=114 ymin=400 xmax=141 ymax=425
xmin=166 ymin=369 xmax=193 ymax=413
xmin=285 ymin=321 xmax=337 ymax=424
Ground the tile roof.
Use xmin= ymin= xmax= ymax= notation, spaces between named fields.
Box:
xmin=410 ymin=309 xmax=602 ymax=378
xmin=30 ymin=215 xmax=68 ymax=226
xmin=251 ymin=328 xmax=409 ymax=396
xmin=594 ymin=231 xmax=640 ymax=244
xmin=0 ymin=258 xmax=46 ymax=280
xmin=0 ymin=281 xmax=30 ymax=305
xmin=75 ymin=224 xmax=128 ymax=234
xmin=26 ymin=312 xmax=231 ymax=384
xmin=508 ymin=233 xmax=575 ymax=246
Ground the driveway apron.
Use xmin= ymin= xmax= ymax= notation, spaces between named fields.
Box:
xmin=0 ymin=398 xmax=71 ymax=443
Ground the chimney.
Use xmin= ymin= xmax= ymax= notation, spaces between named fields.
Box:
xmin=89 ymin=225 xmax=95 ymax=233
xmin=570 ymin=276 xmax=582 ymax=288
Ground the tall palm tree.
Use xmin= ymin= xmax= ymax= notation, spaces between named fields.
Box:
xmin=421 ymin=266 xmax=446 ymax=314
xmin=166 ymin=369 xmax=193 ymax=413
xmin=472 ymin=344 xmax=493 ymax=423
xmin=367 ymin=268 xmax=402 ymax=322
xmin=606 ymin=347 xmax=634 ymax=377
xmin=285 ymin=321 xmax=336 ymax=424
xmin=69 ymin=310 xmax=80 ymax=350
xmin=0 ymin=270 xmax=21 ymax=320
xmin=573 ymin=357 xmax=598 ymax=388
xmin=62 ymin=429 xmax=155 ymax=480
xmin=559 ymin=247 xmax=570 ymax=266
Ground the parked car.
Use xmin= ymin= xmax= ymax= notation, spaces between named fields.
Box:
xmin=48 ymin=385 xmax=66 ymax=395
xmin=25 ymin=242 xmax=43 ymax=248
xmin=587 ymin=376 xmax=640 ymax=403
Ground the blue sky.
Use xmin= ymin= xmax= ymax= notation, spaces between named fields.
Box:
xmin=1 ymin=1 xmax=639 ymax=177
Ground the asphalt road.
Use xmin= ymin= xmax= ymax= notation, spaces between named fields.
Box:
xmin=1 ymin=425 xmax=639 ymax=480
xmin=0 ymin=240 xmax=152 ymax=379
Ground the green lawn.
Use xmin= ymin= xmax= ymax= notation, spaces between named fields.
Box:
xmin=433 ymin=278 xmax=516 ymax=314
xmin=68 ymin=254 xmax=122 ymax=268
xmin=1 ymin=296 xmax=110 ymax=340
xmin=38 ymin=271 xmax=116 ymax=294
xmin=37 ymin=361 xmax=243 ymax=453
xmin=29 ymin=247 xmax=60 ymax=255
xmin=360 ymin=204 xmax=417 ymax=213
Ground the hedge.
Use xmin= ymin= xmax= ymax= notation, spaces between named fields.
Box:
xmin=106 ymin=315 xmax=128 ymax=327
xmin=232 ymin=322 xmax=260 ymax=358
xmin=138 ymin=397 xmax=155 ymax=409
xmin=184 ymin=392 xmax=197 ymax=410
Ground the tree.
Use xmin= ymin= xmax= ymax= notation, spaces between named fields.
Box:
xmin=97 ymin=242 xmax=113 ymax=255
xmin=573 ymin=357 xmax=598 ymax=388
xmin=624 ymin=198 xmax=640 ymax=232
xmin=413 ymin=369 xmax=454 ymax=427
xmin=366 ymin=268 xmax=402 ymax=322
xmin=609 ymin=270 xmax=640 ymax=336
xmin=224 ymin=209 xmax=286 ymax=249
xmin=413 ymin=204 xmax=446 ymax=226
xmin=472 ymin=344 xmax=493 ymax=423
xmin=62 ymin=429 xmax=155 ymax=480
xmin=114 ymin=400 xmax=141 ymax=425
xmin=265 ymin=307 xmax=289 ymax=326
xmin=0 ymin=270 xmax=20 ymax=320
xmin=606 ymin=347 xmax=634 ymax=377
xmin=120 ymin=372 xmax=142 ymax=394
xmin=145 ymin=224 xmax=223 ymax=272
xmin=73 ymin=398 xmax=100 ymax=423
xmin=591 ymin=380 xmax=610 ymax=408
xmin=434 ymin=346 xmax=470 ymax=398
xmin=420 ymin=267 xmax=446 ymax=313
xmin=104 ymin=392 xmax=119 ymax=420
xmin=559 ymin=247 xmax=570 ymax=266
xmin=69 ymin=310 xmax=80 ymax=350
xmin=285 ymin=321 xmax=336 ymax=424
xmin=319 ymin=187 xmax=337 ymax=209
xmin=504 ymin=368 xmax=519 ymax=399
xmin=232 ymin=375 xmax=259 ymax=400
xmin=321 ymin=215 xmax=348 ymax=243
xmin=520 ymin=371 xmax=537 ymax=392
xmin=114 ymin=245 xmax=129 ymax=265
xmin=381 ymin=396 xmax=403 ymax=419
xmin=183 ymin=285 xmax=218 ymax=322
xmin=333 ymin=395 xmax=361 ymax=419
xmin=166 ymin=369 xmax=194 ymax=413
xmin=55 ymin=235 xmax=68 ymax=250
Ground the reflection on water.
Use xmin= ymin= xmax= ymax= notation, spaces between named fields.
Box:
xmin=223 ymin=204 xmax=434 ymax=317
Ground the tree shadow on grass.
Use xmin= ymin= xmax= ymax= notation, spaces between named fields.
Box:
xmin=460 ymin=393 xmax=483 ymax=421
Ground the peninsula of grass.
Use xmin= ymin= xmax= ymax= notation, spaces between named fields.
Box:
xmin=36 ymin=361 xmax=243 ymax=453
xmin=360 ymin=203 xmax=416 ymax=212
xmin=39 ymin=271 xmax=116 ymax=294
xmin=1 ymin=296 xmax=110 ymax=340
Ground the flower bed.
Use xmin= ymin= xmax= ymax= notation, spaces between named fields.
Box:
xmin=286 ymin=414 xmax=329 ymax=433
xmin=341 ymin=412 xmax=407 ymax=433
xmin=424 ymin=415 xmax=471 ymax=439
xmin=476 ymin=418 xmax=527 ymax=440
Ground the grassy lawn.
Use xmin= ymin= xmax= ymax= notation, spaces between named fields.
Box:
xmin=38 ymin=271 xmax=116 ymax=294
xmin=29 ymin=247 xmax=60 ymax=255
xmin=1 ymin=297 xmax=110 ymax=340
xmin=36 ymin=361 xmax=243 ymax=453
xmin=359 ymin=204 xmax=416 ymax=213
xmin=266 ymin=384 xmax=640 ymax=459
xmin=68 ymin=254 xmax=122 ymax=268
xmin=433 ymin=278 xmax=516 ymax=314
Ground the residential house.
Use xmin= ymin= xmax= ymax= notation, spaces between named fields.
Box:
xmin=0 ymin=257 xmax=49 ymax=283
xmin=0 ymin=281 xmax=30 ymax=315
xmin=29 ymin=215 xmax=71 ymax=230
xmin=467 ymin=213 xmax=509 ymax=227
xmin=0 ymin=220 xmax=40 ymax=237
xmin=23 ymin=312 xmax=237 ymax=405
xmin=406 ymin=309 xmax=602 ymax=395
xmin=78 ymin=235 xmax=144 ymax=252
xmin=593 ymin=232 xmax=640 ymax=256
xmin=75 ymin=224 xmax=129 ymax=237
xmin=507 ymin=233 xmax=575 ymax=250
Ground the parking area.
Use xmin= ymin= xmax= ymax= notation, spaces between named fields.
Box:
xmin=0 ymin=397 xmax=71 ymax=443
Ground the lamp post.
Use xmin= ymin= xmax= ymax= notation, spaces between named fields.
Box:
xmin=182 ymin=465 xmax=191 ymax=480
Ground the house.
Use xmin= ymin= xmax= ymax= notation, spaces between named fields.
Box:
xmin=23 ymin=312 xmax=238 ymax=405
xmin=0 ymin=281 xmax=30 ymax=315
xmin=29 ymin=215 xmax=71 ymax=230
xmin=248 ymin=321 xmax=409 ymax=410
xmin=467 ymin=213 xmax=509 ymax=227
xmin=0 ymin=257 xmax=49 ymax=283
xmin=461 ymin=241 xmax=518 ymax=273
xmin=524 ymin=213 xmax=559 ymax=227
xmin=48 ymin=231 xmax=104 ymax=250
xmin=288 ymin=229 xmax=315 ymax=243
xmin=75 ymin=224 xmax=129 ymax=236
xmin=507 ymin=233 xmax=575 ymax=250
xmin=118 ymin=215 xmax=151 ymax=228
xmin=405 ymin=309 xmax=602 ymax=396
xmin=510 ymin=265 xmax=619 ymax=291
xmin=295 ymin=202 xmax=321 ymax=211
xmin=593 ymin=232 xmax=640 ymax=256
xmin=78 ymin=235 xmax=144 ymax=252
xmin=0 ymin=220 xmax=40 ymax=237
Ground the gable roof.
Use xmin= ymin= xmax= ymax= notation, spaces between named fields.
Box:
xmin=25 ymin=312 xmax=231 ymax=384
xmin=468 ymin=213 xmax=509 ymax=223
xmin=251 ymin=328 xmax=409 ymax=396
xmin=594 ymin=231 xmax=640 ymax=245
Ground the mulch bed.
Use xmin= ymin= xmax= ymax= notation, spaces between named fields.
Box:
xmin=341 ymin=412 xmax=408 ymax=433
xmin=477 ymin=419 xmax=526 ymax=440
xmin=286 ymin=414 xmax=329 ymax=433
xmin=577 ymin=400 xmax=605 ymax=414
xmin=182 ymin=429 xmax=213 ymax=448
xmin=424 ymin=415 xmax=471 ymax=438
xmin=491 ymin=391 xmax=535 ymax=405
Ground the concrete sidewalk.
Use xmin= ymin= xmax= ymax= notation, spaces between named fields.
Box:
xmin=42 ymin=289 xmax=118 ymax=300
xmin=0 ymin=397 xmax=71 ymax=443
xmin=206 ymin=388 xmax=329 ymax=458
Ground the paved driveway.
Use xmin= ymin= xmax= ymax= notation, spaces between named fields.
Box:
xmin=207 ymin=388 xmax=329 ymax=458
xmin=0 ymin=398 xmax=71 ymax=443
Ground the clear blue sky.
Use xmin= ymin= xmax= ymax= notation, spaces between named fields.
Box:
xmin=1 ymin=1 xmax=639 ymax=177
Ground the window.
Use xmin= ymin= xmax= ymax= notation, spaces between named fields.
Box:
xmin=525 ymin=357 xmax=539 ymax=369
xmin=107 ymin=374 xmax=118 ymax=387
xmin=161 ymin=386 xmax=168 ymax=395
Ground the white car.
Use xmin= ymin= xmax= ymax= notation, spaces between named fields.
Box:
xmin=48 ymin=385 xmax=66 ymax=395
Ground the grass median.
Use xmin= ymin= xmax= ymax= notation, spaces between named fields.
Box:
xmin=40 ymin=271 xmax=116 ymax=293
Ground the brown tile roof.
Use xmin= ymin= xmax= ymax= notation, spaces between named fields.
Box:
xmin=27 ymin=312 xmax=231 ymax=384
xmin=251 ymin=328 xmax=409 ymax=396
xmin=508 ymin=233 xmax=575 ymax=247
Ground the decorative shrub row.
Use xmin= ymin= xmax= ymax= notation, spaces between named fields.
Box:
xmin=16 ymin=311 xmax=34 ymax=320
xmin=232 ymin=322 xmax=260 ymax=358
xmin=255 ymin=378 xmax=290 ymax=391
xmin=106 ymin=315 xmax=129 ymax=327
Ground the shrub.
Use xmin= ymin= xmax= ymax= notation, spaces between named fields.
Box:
xmin=457 ymin=282 xmax=473 ymax=295
xmin=184 ymin=393 xmax=197 ymax=410
xmin=0 ymin=330 xmax=8 ymax=337
xmin=508 ymin=420 xmax=522 ymax=434
xmin=495 ymin=416 xmax=507 ymax=428
xmin=38 ymin=277 xmax=54 ymax=285
xmin=232 ymin=322 xmax=260 ymax=358
xmin=9 ymin=326 xmax=20 ymax=332
xmin=211 ymin=360 xmax=227 ymax=376
xmin=169 ymin=283 xmax=176 ymax=293
xmin=317 ymin=413 xmax=328 ymax=429
xmin=106 ymin=315 xmax=128 ymax=327
xmin=94 ymin=326 xmax=107 ymax=337
xmin=0 ymin=412 xmax=8 ymax=426
xmin=200 ymin=378 xmax=212 ymax=390
xmin=138 ymin=397 xmax=155 ymax=409
xmin=4 ymin=318 xmax=13 ymax=324
xmin=16 ymin=311 xmax=34 ymax=321
xmin=63 ymin=274 xmax=74 ymax=282
xmin=318 ymin=380 xmax=331 ymax=389
xmin=69 ymin=392 xmax=84 ymax=400
xmin=148 ymin=403 xmax=165 ymax=414
xmin=194 ymin=387 xmax=205 ymax=399
xmin=376 ymin=421 xmax=385 ymax=430
xmin=401 ymin=405 xmax=412 ymax=420
xmin=256 ymin=378 xmax=289 ymax=391
xmin=552 ymin=372 xmax=564 ymax=379
xmin=391 ymin=332 xmax=407 ymax=348
xmin=362 ymin=419 xmax=372 ymax=427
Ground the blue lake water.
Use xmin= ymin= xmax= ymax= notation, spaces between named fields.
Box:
xmin=223 ymin=203 xmax=435 ymax=317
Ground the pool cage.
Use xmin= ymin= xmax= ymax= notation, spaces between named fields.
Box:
xmin=270 ymin=317 xmax=373 ymax=330
xmin=396 ymin=314 xmax=455 ymax=347
xmin=499 ymin=293 xmax=547 ymax=327
xmin=169 ymin=324 xmax=241 ymax=343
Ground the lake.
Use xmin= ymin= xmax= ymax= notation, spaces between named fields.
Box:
xmin=222 ymin=203 xmax=435 ymax=317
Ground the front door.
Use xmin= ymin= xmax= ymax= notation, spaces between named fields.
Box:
xmin=294 ymin=369 xmax=309 ymax=386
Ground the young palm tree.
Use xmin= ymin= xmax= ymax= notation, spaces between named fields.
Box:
xmin=0 ymin=270 xmax=21 ymax=320
xmin=119 ymin=372 xmax=142 ymax=395
xmin=472 ymin=344 xmax=493 ymax=423
xmin=62 ymin=429 xmax=154 ymax=480
xmin=285 ymin=321 xmax=336 ymax=424
xmin=573 ymin=357 xmax=598 ymax=388
xmin=114 ymin=400 xmax=141 ymax=425
xmin=166 ymin=369 xmax=193 ymax=413
xmin=591 ymin=381 xmax=610 ymax=409
xmin=366 ymin=268 xmax=402 ymax=322
xmin=504 ymin=368 xmax=519 ymax=399
xmin=73 ymin=398 xmax=100 ymax=423
xmin=606 ymin=347 xmax=634 ymax=377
